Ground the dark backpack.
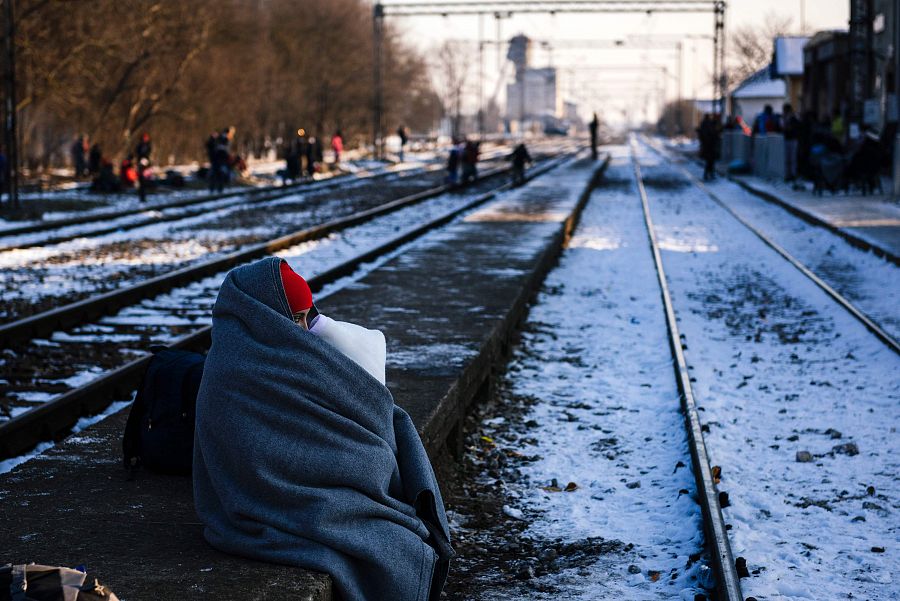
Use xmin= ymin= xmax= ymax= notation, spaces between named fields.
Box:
xmin=123 ymin=347 xmax=205 ymax=476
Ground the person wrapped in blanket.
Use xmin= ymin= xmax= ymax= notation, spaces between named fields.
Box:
xmin=193 ymin=258 xmax=453 ymax=601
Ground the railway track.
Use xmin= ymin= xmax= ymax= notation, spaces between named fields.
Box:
xmin=0 ymin=144 xmax=514 ymax=247
xmin=0 ymin=164 xmax=432 ymax=252
xmin=630 ymin=140 xmax=744 ymax=601
xmin=641 ymin=137 xmax=900 ymax=355
xmin=0 ymin=147 xmax=580 ymax=462
xmin=0 ymin=149 xmax=532 ymax=325
xmin=631 ymin=136 xmax=898 ymax=599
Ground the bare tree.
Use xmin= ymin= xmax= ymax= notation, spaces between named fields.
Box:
xmin=431 ymin=41 xmax=472 ymax=138
xmin=728 ymin=12 xmax=794 ymax=87
xmin=10 ymin=0 xmax=441 ymax=171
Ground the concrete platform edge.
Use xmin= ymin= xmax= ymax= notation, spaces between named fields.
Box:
xmin=729 ymin=175 xmax=900 ymax=266
xmin=420 ymin=155 xmax=611 ymax=457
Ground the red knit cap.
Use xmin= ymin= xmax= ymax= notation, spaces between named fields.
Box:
xmin=280 ymin=261 xmax=313 ymax=314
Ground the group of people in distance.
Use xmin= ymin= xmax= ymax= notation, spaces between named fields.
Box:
xmin=700 ymin=103 xmax=888 ymax=195
xmin=446 ymin=138 xmax=480 ymax=185
xmin=86 ymin=132 xmax=154 ymax=198
xmin=283 ymin=129 xmax=333 ymax=184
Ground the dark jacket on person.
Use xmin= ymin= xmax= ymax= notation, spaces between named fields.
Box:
xmin=212 ymin=134 xmax=230 ymax=167
xmin=447 ymin=146 xmax=460 ymax=172
xmin=510 ymin=144 xmax=532 ymax=168
xmin=698 ymin=118 xmax=719 ymax=160
xmin=135 ymin=140 xmax=152 ymax=161
xmin=783 ymin=113 xmax=800 ymax=141
xmin=193 ymin=257 xmax=452 ymax=601
xmin=88 ymin=144 xmax=102 ymax=174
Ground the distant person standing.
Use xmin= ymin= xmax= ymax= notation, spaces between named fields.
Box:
xmin=135 ymin=132 xmax=152 ymax=163
xmin=509 ymin=142 xmax=532 ymax=186
xmin=294 ymin=131 xmax=307 ymax=177
xmin=205 ymin=132 xmax=217 ymax=169
xmin=698 ymin=114 xmax=719 ymax=181
xmin=589 ymin=113 xmax=599 ymax=160
xmin=210 ymin=128 xmax=232 ymax=193
xmin=0 ymin=147 xmax=7 ymax=204
xmin=88 ymin=143 xmax=102 ymax=176
xmin=331 ymin=130 xmax=344 ymax=166
xmin=397 ymin=125 xmax=408 ymax=162
xmin=135 ymin=133 xmax=152 ymax=202
xmin=461 ymin=140 xmax=479 ymax=183
xmin=305 ymin=136 xmax=318 ymax=176
xmin=782 ymin=103 xmax=800 ymax=183
xmin=752 ymin=105 xmax=776 ymax=136
xmin=446 ymin=140 xmax=461 ymax=185
xmin=285 ymin=131 xmax=303 ymax=183
xmin=71 ymin=135 xmax=88 ymax=178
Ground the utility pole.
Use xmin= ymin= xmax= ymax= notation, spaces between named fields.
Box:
xmin=714 ymin=1 xmax=726 ymax=120
xmin=677 ymin=40 xmax=684 ymax=133
xmin=372 ymin=3 xmax=384 ymax=160
xmin=799 ymin=0 xmax=806 ymax=34
xmin=2 ymin=0 xmax=19 ymax=210
xmin=478 ymin=14 xmax=485 ymax=137
xmin=894 ymin=2 xmax=900 ymax=197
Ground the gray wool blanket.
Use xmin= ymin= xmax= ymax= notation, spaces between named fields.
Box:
xmin=193 ymin=257 xmax=452 ymax=601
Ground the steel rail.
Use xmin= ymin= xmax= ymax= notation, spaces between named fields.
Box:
xmin=0 ymin=150 xmax=580 ymax=461
xmin=630 ymin=139 xmax=744 ymax=601
xmin=652 ymin=138 xmax=900 ymax=266
xmin=644 ymin=139 xmax=900 ymax=356
xmin=727 ymin=177 xmax=900 ymax=266
xmin=0 ymin=165 xmax=439 ymax=253
xmin=0 ymin=161 xmax=521 ymax=344
xmin=0 ymin=168 xmax=358 ymax=239
xmin=0 ymin=144 xmax=513 ymax=242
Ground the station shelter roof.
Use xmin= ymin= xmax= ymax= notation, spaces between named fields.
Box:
xmin=731 ymin=66 xmax=786 ymax=100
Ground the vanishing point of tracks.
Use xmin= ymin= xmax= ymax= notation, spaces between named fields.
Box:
xmin=0 ymin=147 xmax=578 ymax=462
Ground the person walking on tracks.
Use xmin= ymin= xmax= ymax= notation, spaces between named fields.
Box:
xmin=698 ymin=114 xmax=719 ymax=181
xmin=510 ymin=142 xmax=532 ymax=186
xmin=193 ymin=257 xmax=453 ymax=601
xmin=589 ymin=113 xmax=600 ymax=160
xmin=461 ymin=139 xmax=480 ymax=183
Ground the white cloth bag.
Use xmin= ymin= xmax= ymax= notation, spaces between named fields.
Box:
xmin=309 ymin=315 xmax=387 ymax=385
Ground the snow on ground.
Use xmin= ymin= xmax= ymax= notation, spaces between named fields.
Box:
xmin=0 ymin=164 xmax=423 ymax=253
xmin=0 ymin=155 xmax=422 ymax=232
xmin=663 ymin=147 xmax=900 ymax=341
xmin=637 ymin=142 xmax=900 ymax=600
xmin=0 ymin=169 xmax=448 ymax=322
xmin=446 ymin=146 xmax=708 ymax=600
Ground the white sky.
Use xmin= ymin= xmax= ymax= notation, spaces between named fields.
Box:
xmin=385 ymin=0 xmax=849 ymax=122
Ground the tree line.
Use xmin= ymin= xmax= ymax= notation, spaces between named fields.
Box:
xmin=5 ymin=0 xmax=443 ymax=171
